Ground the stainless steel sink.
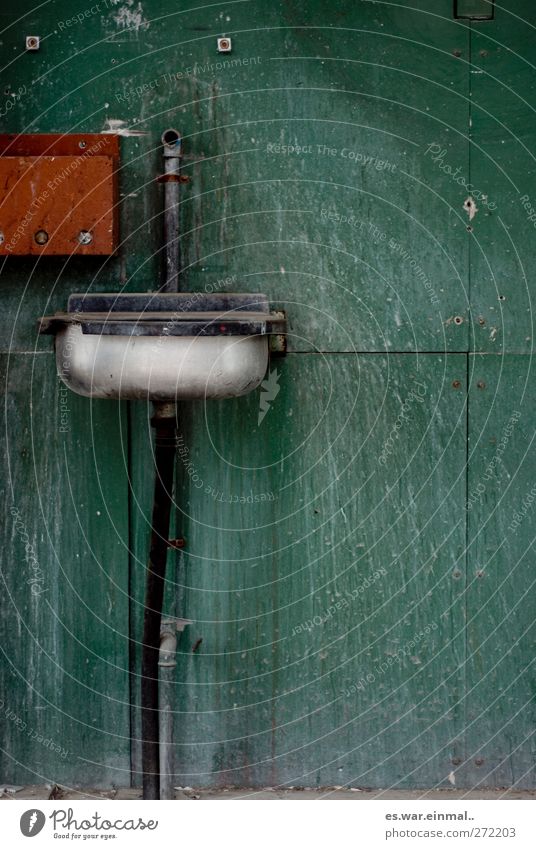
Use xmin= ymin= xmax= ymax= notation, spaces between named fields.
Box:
xmin=39 ymin=292 xmax=286 ymax=401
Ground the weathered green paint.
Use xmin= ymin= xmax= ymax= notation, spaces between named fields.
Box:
xmin=169 ymin=354 xmax=467 ymax=787
xmin=0 ymin=0 xmax=534 ymax=789
xmin=0 ymin=354 xmax=131 ymax=785
xmin=464 ymin=355 xmax=536 ymax=788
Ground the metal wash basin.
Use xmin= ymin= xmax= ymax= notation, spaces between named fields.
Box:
xmin=39 ymin=292 xmax=286 ymax=401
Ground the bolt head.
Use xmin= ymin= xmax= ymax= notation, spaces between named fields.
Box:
xmin=26 ymin=36 xmax=40 ymax=51
xmin=217 ymin=36 xmax=232 ymax=53
xmin=78 ymin=230 xmax=93 ymax=246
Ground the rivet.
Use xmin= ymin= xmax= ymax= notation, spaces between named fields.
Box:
xmin=34 ymin=229 xmax=49 ymax=245
xmin=475 ymin=757 xmax=484 ymax=766
xmin=25 ymin=35 xmax=40 ymax=51
xmin=454 ymin=316 xmax=464 ymax=325
xmin=217 ymin=36 xmax=232 ymax=53
xmin=453 ymin=570 xmax=462 ymax=579
xmin=78 ymin=140 xmax=87 ymax=149
xmin=452 ymin=380 xmax=461 ymax=389
xmin=477 ymin=381 xmax=486 ymax=390
xmin=478 ymin=317 xmax=486 ymax=326
xmin=451 ymin=757 xmax=462 ymax=765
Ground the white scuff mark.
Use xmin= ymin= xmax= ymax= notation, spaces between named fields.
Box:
xmin=489 ymin=326 xmax=499 ymax=342
xmin=448 ymin=771 xmax=456 ymax=786
xmin=464 ymin=196 xmax=478 ymax=220
xmin=110 ymin=0 xmax=149 ymax=32
xmin=102 ymin=118 xmax=148 ymax=136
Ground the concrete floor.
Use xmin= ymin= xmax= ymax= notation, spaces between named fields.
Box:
xmin=1 ymin=785 xmax=535 ymax=800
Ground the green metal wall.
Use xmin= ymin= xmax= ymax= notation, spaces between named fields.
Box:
xmin=1 ymin=0 xmax=535 ymax=789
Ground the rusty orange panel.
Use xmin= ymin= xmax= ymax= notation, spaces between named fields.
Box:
xmin=0 ymin=134 xmax=119 ymax=255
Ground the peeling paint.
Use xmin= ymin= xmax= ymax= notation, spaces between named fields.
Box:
xmin=463 ymin=196 xmax=478 ymax=220
xmin=110 ymin=0 xmax=149 ymax=32
xmin=102 ymin=118 xmax=148 ymax=136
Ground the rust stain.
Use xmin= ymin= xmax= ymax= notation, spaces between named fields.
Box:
xmin=0 ymin=134 xmax=119 ymax=255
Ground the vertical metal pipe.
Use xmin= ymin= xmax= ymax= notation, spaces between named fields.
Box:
xmin=158 ymin=624 xmax=177 ymax=800
xmin=141 ymin=402 xmax=177 ymax=800
xmin=161 ymin=129 xmax=182 ymax=293
xmin=141 ymin=131 xmax=183 ymax=799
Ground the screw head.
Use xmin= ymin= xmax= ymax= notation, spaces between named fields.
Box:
xmin=78 ymin=140 xmax=87 ymax=149
xmin=34 ymin=229 xmax=49 ymax=245
xmin=25 ymin=35 xmax=40 ymax=51
xmin=217 ymin=36 xmax=232 ymax=53
xmin=454 ymin=315 xmax=464 ymax=325
xmin=78 ymin=230 xmax=93 ymax=246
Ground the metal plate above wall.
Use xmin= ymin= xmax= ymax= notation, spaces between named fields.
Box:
xmin=0 ymin=134 xmax=119 ymax=255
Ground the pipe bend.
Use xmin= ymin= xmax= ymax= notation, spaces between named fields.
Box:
xmin=161 ymin=128 xmax=181 ymax=150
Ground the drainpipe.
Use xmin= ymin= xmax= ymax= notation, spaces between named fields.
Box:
xmin=141 ymin=129 xmax=186 ymax=799
xmin=158 ymin=618 xmax=192 ymax=800
xmin=141 ymin=402 xmax=178 ymax=799
xmin=158 ymin=622 xmax=177 ymax=801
